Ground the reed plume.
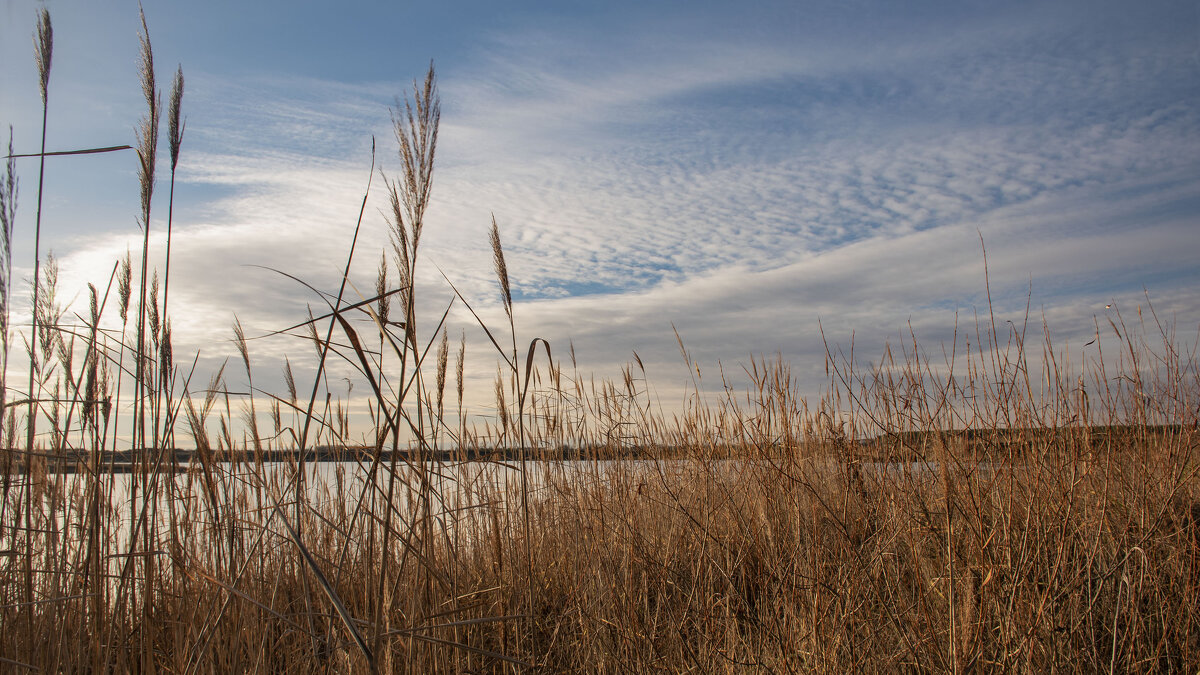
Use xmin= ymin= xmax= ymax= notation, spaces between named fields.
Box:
xmin=167 ymin=66 xmax=184 ymax=171
xmin=489 ymin=216 xmax=512 ymax=321
xmin=135 ymin=11 xmax=157 ymax=225
xmin=436 ymin=327 xmax=448 ymax=424
xmin=375 ymin=252 xmax=390 ymax=328
xmin=148 ymin=271 xmax=160 ymax=351
xmin=388 ymin=62 xmax=440 ymax=256
xmin=284 ymin=357 xmax=298 ymax=404
xmin=456 ymin=330 xmax=465 ymax=415
xmin=159 ymin=320 xmax=172 ymax=394
xmin=34 ymin=8 xmax=52 ymax=105
xmin=118 ymin=249 xmax=131 ymax=322
xmin=82 ymin=284 xmax=99 ymax=426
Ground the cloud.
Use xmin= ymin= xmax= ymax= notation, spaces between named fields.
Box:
xmin=11 ymin=1 xmax=1199 ymax=443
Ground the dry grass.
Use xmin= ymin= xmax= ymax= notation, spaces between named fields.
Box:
xmin=0 ymin=9 xmax=1198 ymax=673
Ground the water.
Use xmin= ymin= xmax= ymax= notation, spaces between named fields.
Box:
xmin=7 ymin=454 xmax=1003 ymax=570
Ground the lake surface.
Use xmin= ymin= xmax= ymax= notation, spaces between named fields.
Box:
xmin=13 ymin=454 xmax=1004 ymax=562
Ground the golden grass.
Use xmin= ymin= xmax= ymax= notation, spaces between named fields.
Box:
xmin=0 ymin=9 xmax=1197 ymax=673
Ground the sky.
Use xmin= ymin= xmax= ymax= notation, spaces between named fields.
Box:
xmin=1 ymin=0 xmax=1199 ymax=445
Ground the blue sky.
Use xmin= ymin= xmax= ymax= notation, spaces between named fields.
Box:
xmin=2 ymin=0 xmax=1199 ymax=441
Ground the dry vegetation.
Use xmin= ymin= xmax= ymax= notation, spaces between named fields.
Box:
xmin=1 ymin=10 xmax=1198 ymax=673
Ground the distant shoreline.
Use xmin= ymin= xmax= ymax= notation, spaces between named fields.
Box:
xmin=5 ymin=423 xmax=1185 ymax=474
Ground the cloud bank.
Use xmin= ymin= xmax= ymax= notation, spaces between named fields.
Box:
xmin=3 ymin=1 xmax=1197 ymax=442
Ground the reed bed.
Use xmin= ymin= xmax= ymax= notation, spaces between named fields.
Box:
xmin=1 ymin=10 xmax=1197 ymax=673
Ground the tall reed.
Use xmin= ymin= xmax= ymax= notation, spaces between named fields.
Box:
xmin=0 ymin=128 xmax=17 ymax=464
xmin=20 ymin=7 xmax=53 ymax=636
xmin=132 ymin=7 xmax=159 ymax=460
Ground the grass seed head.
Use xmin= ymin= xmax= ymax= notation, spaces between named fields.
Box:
xmin=34 ymin=8 xmax=52 ymax=105
xmin=437 ymin=327 xmax=449 ymax=417
xmin=149 ymin=269 xmax=160 ymax=343
xmin=136 ymin=7 xmax=159 ymax=222
xmin=168 ymin=65 xmax=185 ymax=170
xmin=456 ymin=330 xmax=465 ymax=411
xmin=160 ymin=319 xmax=172 ymax=380
xmin=392 ymin=67 xmax=439 ymax=233
xmin=490 ymin=216 xmax=512 ymax=319
xmin=375 ymin=251 xmax=390 ymax=327
xmin=284 ymin=356 xmax=297 ymax=404
xmin=118 ymin=249 xmax=132 ymax=322
xmin=233 ymin=316 xmax=251 ymax=377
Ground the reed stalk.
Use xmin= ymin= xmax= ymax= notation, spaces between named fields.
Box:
xmin=132 ymin=7 xmax=159 ymax=462
xmin=158 ymin=65 xmax=184 ymax=452
xmin=22 ymin=7 xmax=53 ymax=636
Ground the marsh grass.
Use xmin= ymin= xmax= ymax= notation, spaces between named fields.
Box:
xmin=0 ymin=9 xmax=1198 ymax=673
